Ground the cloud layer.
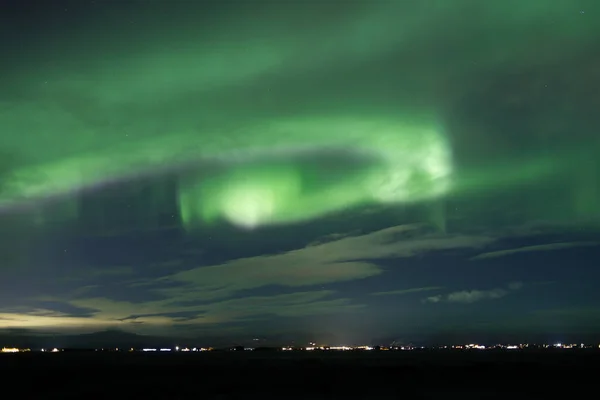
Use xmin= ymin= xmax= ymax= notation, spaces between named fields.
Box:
xmin=0 ymin=224 xmax=500 ymax=333
xmin=425 ymin=282 xmax=523 ymax=304
xmin=471 ymin=242 xmax=599 ymax=261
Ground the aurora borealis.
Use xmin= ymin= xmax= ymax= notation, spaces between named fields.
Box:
xmin=0 ymin=0 xmax=599 ymax=343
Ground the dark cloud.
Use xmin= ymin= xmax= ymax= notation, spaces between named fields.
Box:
xmin=424 ymin=282 xmax=523 ymax=304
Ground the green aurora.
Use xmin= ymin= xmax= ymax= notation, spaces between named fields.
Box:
xmin=1 ymin=0 xmax=598 ymax=230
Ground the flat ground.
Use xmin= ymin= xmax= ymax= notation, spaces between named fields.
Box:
xmin=2 ymin=350 xmax=595 ymax=398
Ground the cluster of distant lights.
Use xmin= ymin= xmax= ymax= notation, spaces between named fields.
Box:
xmin=284 ymin=345 xmax=375 ymax=351
xmin=1 ymin=343 xmax=596 ymax=353
xmin=1 ymin=347 xmax=58 ymax=353
xmin=140 ymin=347 xmax=212 ymax=352
xmin=281 ymin=343 xmax=597 ymax=351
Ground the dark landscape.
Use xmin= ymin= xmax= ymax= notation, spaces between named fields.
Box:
xmin=2 ymin=350 xmax=595 ymax=398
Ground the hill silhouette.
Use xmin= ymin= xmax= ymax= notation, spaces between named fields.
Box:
xmin=0 ymin=329 xmax=177 ymax=349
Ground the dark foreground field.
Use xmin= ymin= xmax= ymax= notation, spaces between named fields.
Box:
xmin=1 ymin=350 xmax=596 ymax=399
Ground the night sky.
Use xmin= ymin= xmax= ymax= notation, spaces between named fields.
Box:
xmin=1 ymin=0 xmax=599 ymax=344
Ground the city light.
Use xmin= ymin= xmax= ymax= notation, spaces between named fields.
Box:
xmin=466 ymin=344 xmax=485 ymax=350
xmin=0 ymin=342 xmax=597 ymax=353
xmin=330 ymin=346 xmax=352 ymax=351
xmin=1 ymin=347 xmax=19 ymax=353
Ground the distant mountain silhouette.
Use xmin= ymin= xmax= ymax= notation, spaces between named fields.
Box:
xmin=0 ymin=329 xmax=389 ymax=349
xmin=0 ymin=329 xmax=178 ymax=349
xmin=60 ymin=329 xmax=169 ymax=349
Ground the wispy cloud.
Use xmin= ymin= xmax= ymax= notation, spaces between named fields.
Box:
xmin=471 ymin=242 xmax=599 ymax=261
xmin=372 ymin=287 xmax=442 ymax=296
xmin=155 ymin=224 xmax=494 ymax=301
xmin=307 ymin=230 xmax=362 ymax=246
xmin=424 ymin=281 xmax=523 ymax=304
xmin=507 ymin=281 xmax=523 ymax=290
xmin=0 ymin=224 xmax=498 ymax=332
xmin=0 ymin=290 xmax=363 ymax=333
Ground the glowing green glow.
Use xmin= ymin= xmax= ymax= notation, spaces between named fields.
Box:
xmin=176 ymin=116 xmax=452 ymax=228
xmin=1 ymin=0 xmax=598 ymax=230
